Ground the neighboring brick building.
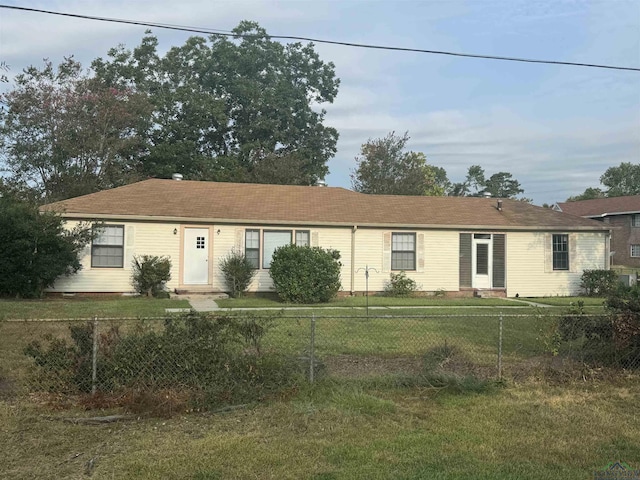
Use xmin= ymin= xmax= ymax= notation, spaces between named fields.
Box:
xmin=556 ymin=195 xmax=640 ymax=268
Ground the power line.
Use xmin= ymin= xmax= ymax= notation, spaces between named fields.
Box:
xmin=2 ymin=4 xmax=639 ymax=72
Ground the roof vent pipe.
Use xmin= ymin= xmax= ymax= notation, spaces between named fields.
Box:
xmin=497 ymin=199 xmax=503 ymax=211
xmin=172 ymin=173 xmax=183 ymax=181
xmin=316 ymin=179 xmax=327 ymax=187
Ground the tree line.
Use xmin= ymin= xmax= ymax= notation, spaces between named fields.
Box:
xmin=1 ymin=21 xmax=637 ymax=206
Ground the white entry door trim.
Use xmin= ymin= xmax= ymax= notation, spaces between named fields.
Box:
xmin=472 ymin=235 xmax=492 ymax=289
xmin=183 ymin=228 xmax=210 ymax=285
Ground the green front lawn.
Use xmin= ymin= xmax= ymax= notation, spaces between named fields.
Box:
xmin=525 ymin=296 xmax=606 ymax=307
xmin=216 ymin=294 xmax=518 ymax=309
xmin=0 ymin=297 xmax=191 ymax=320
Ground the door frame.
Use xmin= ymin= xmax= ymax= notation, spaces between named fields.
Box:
xmin=472 ymin=235 xmax=492 ymax=289
xmin=180 ymin=226 xmax=213 ymax=286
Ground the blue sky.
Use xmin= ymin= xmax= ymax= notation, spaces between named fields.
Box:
xmin=1 ymin=0 xmax=639 ymax=204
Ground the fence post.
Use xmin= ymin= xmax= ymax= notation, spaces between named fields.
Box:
xmin=309 ymin=314 xmax=316 ymax=383
xmin=497 ymin=313 xmax=503 ymax=380
xmin=92 ymin=315 xmax=98 ymax=395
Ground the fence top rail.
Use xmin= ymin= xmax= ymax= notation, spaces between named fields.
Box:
xmin=2 ymin=313 xmax=608 ymax=322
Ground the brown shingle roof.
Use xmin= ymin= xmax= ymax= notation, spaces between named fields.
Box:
xmin=557 ymin=195 xmax=640 ymax=217
xmin=41 ymin=179 xmax=608 ymax=230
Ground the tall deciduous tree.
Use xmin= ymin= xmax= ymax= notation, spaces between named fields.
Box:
xmin=565 ymin=162 xmax=640 ymax=201
xmin=92 ymin=22 xmax=339 ymax=185
xmin=351 ymin=132 xmax=443 ymax=195
xmin=0 ymin=57 xmax=152 ymax=203
xmin=450 ymin=165 xmax=525 ymax=199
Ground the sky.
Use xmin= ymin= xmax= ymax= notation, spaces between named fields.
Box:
xmin=1 ymin=0 xmax=639 ymax=205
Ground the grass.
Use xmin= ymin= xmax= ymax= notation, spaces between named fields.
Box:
xmin=526 ymin=296 xmax=606 ymax=307
xmin=1 ymin=377 xmax=639 ymax=479
xmin=0 ymin=296 xmax=191 ymax=320
xmin=216 ymin=294 xmax=521 ymax=308
xmin=1 ymin=298 xmax=636 ymax=478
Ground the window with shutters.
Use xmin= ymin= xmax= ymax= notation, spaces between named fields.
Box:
xmin=92 ymin=225 xmax=124 ymax=268
xmin=391 ymin=233 xmax=416 ymax=270
xmin=552 ymin=234 xmax=569 ymax=270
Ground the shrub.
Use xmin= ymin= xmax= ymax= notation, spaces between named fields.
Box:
xmin=557 ymin=285 xmax=640 ymax=367
xmin=219 ymin=249 xmax=257 ymax=298
xmin=580 ymin=269 xmax=618 ymax=296
xmin=131 ymin=255 xmax=172 ymax=297
xmin=269 ymin=245 xmax=342 ymax=303
xmin=384 ymin=271 xmax=418 ymax=297
xmin=0 ymin=195 xmax=92 ymax=298
xmin=24 ymin=313 xmax=302 ymax=409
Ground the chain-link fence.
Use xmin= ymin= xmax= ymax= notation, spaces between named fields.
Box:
xmin=1 ymin=312 xmax=638 ymax=409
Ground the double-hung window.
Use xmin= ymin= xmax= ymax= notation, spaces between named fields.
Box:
xmin=552 ymin=234 xmax=569 ymax=271
xmin=245 ymin=230 xmax=260 ymax=269
xmin=391 ymin=233 xmax=416 ymax=270
xmin=631 ymin=245 xmax=640 ymax=258
xmin=633 ymin=214 xmax=640 ymax=228
xmin=92 ymin=225 xmax=124 ymax=268
xmin=296 ymin=230 xmax=310 ymax=247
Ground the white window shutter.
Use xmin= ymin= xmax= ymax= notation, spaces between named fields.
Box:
xmin=235 ymin=228 xmax=243 ymax=250
xmin=311 ymin=231 xmax=319 ymax=247
xmin=544 ymin=233 xmax=552 ymax=273
xmin=382 ymin=232 xmax=391 ymax=272
xmin=124 ymin=225 xmax=135 ymax=270
xmin=417 ymin=233 xmax=425 ymax=272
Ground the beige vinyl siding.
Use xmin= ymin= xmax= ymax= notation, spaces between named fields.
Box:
xmin=211 ymin=225 xmax=352 ymax=293
xmin=506 ymin=231 xmax=606 ymax=297
xmin=48 ymin=221 xmax=181 ymax=293
xmin=353 ymin=229 xmax=459 ymax=292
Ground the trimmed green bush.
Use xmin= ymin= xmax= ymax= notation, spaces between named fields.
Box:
xmin=131 ymin=255 xmax=172 ymax=297
xmin=219 ymin=249 xmax=257 ymax=298
xmin=384 ymin=271 xmax=418 ymax=297
xmin=580 ymin=269 xmax=618 ymax=296
xmin=269 ymin=245 xmax=342 ymax=303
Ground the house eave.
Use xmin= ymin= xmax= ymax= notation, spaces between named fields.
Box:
xmin=56 ymin=212 xmax=611 ymax=232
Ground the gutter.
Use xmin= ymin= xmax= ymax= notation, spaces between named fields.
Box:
xmin=53 ymin=212 xmax=611 ymax=232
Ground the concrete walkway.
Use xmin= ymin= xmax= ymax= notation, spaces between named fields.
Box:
xmin=166 ymin=295 xmax=220 ymax=312
xmin=166 ymin=295 xmax=551 ymax=313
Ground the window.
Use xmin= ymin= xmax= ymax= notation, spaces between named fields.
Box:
xmin=631 ymin=245 xmax=640 ymax=258
xmin=633 ymin=214 xmax=640 ymax=227
xmin=552 ymin=234 xmax=569 ymax=271
xmin=392 ymin=233 xmax=416 ymax=270
xmin=245 ymin=229 xmax=310 ymax=269
xmin=92 ymin=225 xmax=124 ymax=268
xmin=296 ymin=230 xmax=310 ymax=247
xmin=263 ymin=230 xmax=292 ymax=269
xmin=245 ymin=230 xmax=260 ymax=269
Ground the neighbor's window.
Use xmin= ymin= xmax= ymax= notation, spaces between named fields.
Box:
xmin=552 ymin=234 xmax=569 ymax=270
xmin=92 ymin=225 xmax=124 ymax=268
xmin=296 ymin=230 xmax=310 ymax=247
xmin=631 ymin=245 xmax=640 ymax=258
xmin=392 ymin=232 xmax=416 ymax=270
xmin=263 ymin=230 xmax=292 ymax=269
xmin=633 ymin=214 xmax=640 ymax=228
xmin=245 ymin=229 xmax=260 ymax=269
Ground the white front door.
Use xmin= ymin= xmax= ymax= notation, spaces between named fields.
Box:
xmin=472 ymin=235 xmax=492 ymax=289
xmin=183 ymin=228 xmax=209 ymax=285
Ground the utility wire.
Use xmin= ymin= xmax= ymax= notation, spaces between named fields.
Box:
xmin=2 ymin=4 xmax=639 ymax=72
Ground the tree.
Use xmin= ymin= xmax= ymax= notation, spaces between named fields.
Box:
xmin=351 ymin=132 xmax=443 ymax=195
xmin=450 ymin=165 xmax=525 ymax=199
xmin=601 ymin=162 xmax=640 ymax=197
xmin=0 ymin=196 xmax=92 ymax=298
xmin=92 ymin=22 xmax=339 ymax=185
xmin=0 ymin=57 xmax=152 ymax=203
xmin=565 ymin=162 xmax=639 ymax=201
